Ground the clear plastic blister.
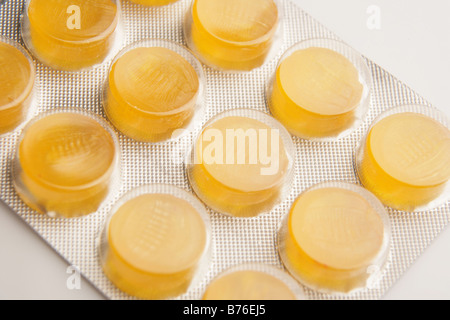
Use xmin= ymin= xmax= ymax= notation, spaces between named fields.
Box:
xmin=355 ymin=104 xmax=450 ymax=212
xmin=186 ymin=108 xmax=295 ymax=218
xmin=277 ymin=181 xmax=391 ymax=295
xmin=266 ymin=38 xmax=373 ymax=141
xmin=0 ymin=0 xmax=448 ymax=300
xmin=0 ymin=36 xmax=38 ymax=136
xmin=97 ymin=184 xmax=212 ymax=300
xmin=202 ymin=263 xmax=306 ymax=300
xmin=183 ymin=0 xmax=285 ymax=72
xmin=102 ymin=38 xmax=205 ymax=143
xmin=12 ymin=109 xmax=121 ymax=219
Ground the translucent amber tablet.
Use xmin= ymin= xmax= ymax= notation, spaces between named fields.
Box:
xmin=102 ymin=193 xmax=207 ymax=300
xmin=27 ymin=0 xmax=118 ymax=70
xmin=105 ymin=47 xmax=200 ymax=142
xmin=189 ymin=116 xmax=289 ymax=217
xmin=282 ymin=187 xmax=386 ymax=293
xmin=14 ymin=113 xmax=116 ymax=218
xmin=0 ymin=41 xmax=34 ymax=134
xmin=270 ymin=47 xmax=363 ymax=139
xmin=203 ymin=270 xmax=296 ymax=300
xmin=358 ymin=113 xmax=450 ymax=211
xmin=129 ymin=0 xmax=178 ymax=6
xmin=189 ymin=0 xmax=279 ymax=71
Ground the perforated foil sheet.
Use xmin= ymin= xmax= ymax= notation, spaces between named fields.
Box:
xmin=0 ymin=0 xmax=448 ymax=300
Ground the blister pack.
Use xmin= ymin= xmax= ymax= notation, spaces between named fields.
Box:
xmin=0 ymin=0 xmax=449 ymax=300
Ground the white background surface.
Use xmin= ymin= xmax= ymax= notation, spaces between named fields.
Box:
xmin=0 ymin=0 xmax=449 ymax=300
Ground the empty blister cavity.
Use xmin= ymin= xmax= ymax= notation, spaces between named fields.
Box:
xmin=267 ymin=38 xmax=372 ymax=141
xmin=97 ymin=184 xmax=212 ymax=300
xmin=202 ymin=263 xmax=306 ymax=300
xmin=12 ymin=110 xmax=120 ymax=218
xmin=184 ymin=0 xmax=283 ymax=72
xmin=103 ymin=39 xmax=205 ymax=143
xmin=355 ymin=105 xmax=450 ymax=212
xmin=187 ymin=109 xmax=295 ymax=218
xmin=0 ymin=37 xmax=36 ymax=136
xmin=278 ymin=182 xmax=391 ymax=294
xmin=21 ymin=0 xmax=122 ymax=71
